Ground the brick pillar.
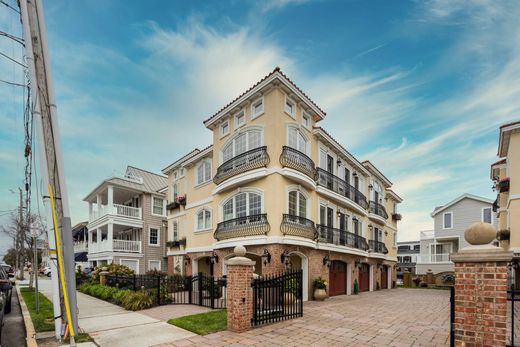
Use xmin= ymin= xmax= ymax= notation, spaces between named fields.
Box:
xmin=451 ymin=246 xmax=512 ymax=347
xmin=226 ymin=245 xmax=256 ymax=333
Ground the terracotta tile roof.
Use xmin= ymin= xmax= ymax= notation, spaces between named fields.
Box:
xmin=500 ymin=120 xmax=520 ymax=129
xmin=362 ymin=160 xmax=393 ymax=186
xmin=162 ymin=148 xmax=201 ymax=174
xmin=203 ymin=67 xmax=326 ymax=126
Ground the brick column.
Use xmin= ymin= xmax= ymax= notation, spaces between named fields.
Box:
xmin=451 ymin=246 xmax=512 ymax=346
xmin=226 ymin=245 xmax=256 ymax=333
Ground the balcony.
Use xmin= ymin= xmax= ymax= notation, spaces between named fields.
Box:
xmin=89 ymin=239 xmax=141 ymax=253
xmin=317 ymin=224 xmax=369 ymax=251
xmin=392 ymin=213 xmax=402 ymax=221
xmin=74 ymin=241 xmax=88 ymax=253
xmin=368 ymin=240 xmax=388 ymax=254
xmin=89 ymin=203 xmax=142 ymax=222
xmin=214 ymin=214 xmax=270 ymax=241
xmin=280 ymin=214 xmax=317 ymax=240
xmin=167 ymin=195 xmax=186 ymax=211
xmin=166 ymin=238 xmax=186 ymax=248
xmin=369 ymin=201 xmax=388 ymax=220
xmin=279 ymin=146 xmax=317 ymax=180
xmin=316 ymin=168 xmax=368 ymax=210
xmin=213 ymin=146 xmax=270 ymax=185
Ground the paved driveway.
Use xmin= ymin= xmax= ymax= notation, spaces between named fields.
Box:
xmin=155 ymin=288 xmax=450 ymax=347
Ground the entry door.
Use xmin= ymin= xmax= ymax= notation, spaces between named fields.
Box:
xmin=359 ymin=263 xmax=370 ymax=292
xmin=329 ymin=261 xmax=346 ymax=296
xmin=381 ymin=265 xmax=388 ymax=289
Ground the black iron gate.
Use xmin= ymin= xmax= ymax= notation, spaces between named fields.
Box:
xmin=251 ymin=270 xmax=303 ymax=327
xmin=508 ymin=285 xmax=519 ymax=347
xmin=449 ymin=285 xmax=455 ymax=347
xmin=107 ymin=273 xmax=226 ymax=308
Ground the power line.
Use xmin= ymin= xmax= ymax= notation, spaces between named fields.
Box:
xmin=0 ymin=30 xmax=24 ymax=46
xmin=0 ymin=0 xmax=19 ymax=14
xmin=0 ymin=51 xmax=27 ymax=68
xmin=0 ymin=78 xmax=26 ymax=87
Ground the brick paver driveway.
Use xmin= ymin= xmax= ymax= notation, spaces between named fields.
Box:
xmin=154 ymin=288 xmax=450 ymax=347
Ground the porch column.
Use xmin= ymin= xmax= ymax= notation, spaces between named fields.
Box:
xmin=88 ymin=202 xmax=93 ymax=220
xmin=107 ymin=223 xmax=113 ymax=251
xmin=369 ymin=264 xmax=375 ymax=291
xmin=107 ymin=185 xmax=114 ymax=212
xmin=96 ymin=228 xmax=100 ymax=243
xmin=96 ymin=194 xmax=102 ymax=214
xmin=88 ymin=229 xmax=92 ymax=248
xmin=346 ymin=262 xmax=352 ymax=295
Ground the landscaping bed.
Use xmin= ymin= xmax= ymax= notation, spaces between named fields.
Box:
xmin=20 ymin=287 xmax=54 ymax=332
xmin=168 ymin=310 xmax=227 ymax=335
xmin=78 ymin=282 xmax=155 ymax=311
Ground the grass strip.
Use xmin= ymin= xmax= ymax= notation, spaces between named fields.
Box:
xmin=168 ymin=309 xmax=227 ymax=335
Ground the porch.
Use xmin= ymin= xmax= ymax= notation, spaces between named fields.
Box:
xmin=88 ymin=224 xmax=143 ymax=254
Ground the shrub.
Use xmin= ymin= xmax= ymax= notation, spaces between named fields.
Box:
xmin=122 ymin=290 xmax=154 ymax=311
xmin=91 ymin=263 xmax=134 ymax=280
xmin=112 ymin=289 xmax=132 ymax=305
xmin=146 ymin=269 xmax=167 ymax=277
xmin=353 ymin=279 xmax=359 ymax=294
xmin=419 ymin=282 xmax=428 ymax=288
xmin=284 ymin=278 xmax=298 ymax=296
xmin=313 ymin=277 xmax=326 ymax=290
xmin=75 ymin=266 xmax=91 ymax=286
xmin=412 ymin=277 xmax=422 ymax=287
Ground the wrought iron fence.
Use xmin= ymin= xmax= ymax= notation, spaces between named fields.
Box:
xmin=369 ymin=201 xmax=388 ymax=219
xmin=317 ymin=224 xmax=369 ymax=251
xmin=316 ymin=168 xmax=368 ymax=209
xmin=280 ymin=214 xmax=317 ymax=240
xmin=251 ymin=270 xmax=303 ymax=327
xmin=214 ymin=214 xmax=270 ymax=241
xmin=213 ymin=146 xmax=269 ymax=185
xmin=279 ymin=146 xmax=317 ymax=180
xmin=508 ymin=285 xmax=520 ymax=346
xmin=368 ymin=240 xmax=389 ymax=254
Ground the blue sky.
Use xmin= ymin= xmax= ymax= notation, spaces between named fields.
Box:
xmin=1 ymin=0 xmax=519 ymax=256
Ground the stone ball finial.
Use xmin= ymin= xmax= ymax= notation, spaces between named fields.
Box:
xmin=234 ymin=245 xmax=246 ymax=257
xmin=464 ymin=222 xmax=496 ymax=245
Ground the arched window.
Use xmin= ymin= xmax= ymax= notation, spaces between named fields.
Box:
xmin=196 ymin=209 xmax=211 ymax=231
xmin=288 ymin=126 xmax=308 ymax=154
xmin=288 ymin=190 xmax=307 ymax=218
xmin=222 ymin=192 xmax=262 ymax=221
xmin=221 ymin=128 xmax=262 ymax=163
xmin=196 ymin=160 xmax=212 ymax=185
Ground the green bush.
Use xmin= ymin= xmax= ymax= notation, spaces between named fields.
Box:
xmin=313 ymin=277 xmax=326 ymax=290
xmin=91 ymin=263 xmax=134 ymax=280
xmin=112 ymin=288 xmax=132 ymax=305
xmin=75 ymin=266 xmax=92 ymax=286
xmin=146 ymin=269 xmax=167 ymax=277
xmin=284 ymin=278 xmax=298 ymax=296
xmin=122 ymin=290 xmax=154 ymax=311
xmin=353 ymin=279 xmax=359 ymax=294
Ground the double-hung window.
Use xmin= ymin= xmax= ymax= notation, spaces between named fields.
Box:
xmin=284 ymin=96 xmax=295 ymax=117
xmin=482 ymin=207 xmax=492 ymax=224
xmin=443 ymin=212 xmax=453 ymax=229
xmin=251 ymin=97 xmax=264 ymax=119
xmin=196 ymin=209 xmax=211 ymax=231
xmin=197 ymin=160 xmax=212 ymax=185
xmin=288 ymin=190 xmax=307 ymax=219
xmin=172 ymin=221 xmax=178 ymax=241
xmin=235 ymin=110 xmax=245 ymax=128
xmin=149 ymin=227 xmax=159 ymax=246
xmin=152 ymin=197 xmax=164 ymax=216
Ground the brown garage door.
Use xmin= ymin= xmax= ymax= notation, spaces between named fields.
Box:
xmin=329 ymin=260 xmax=346 ymax=296
xmin=359 ymin=263 xmax=370 ymax=292
xmin=381 ymin=265 xmax=388 ymax=289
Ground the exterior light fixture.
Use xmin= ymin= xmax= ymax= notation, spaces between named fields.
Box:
xmin=336 ymin=210 xmax=342 ymax=218
xmin=281 ymin=249 xmax=290 ymax=265
xmin=262 ymin=249 xmax=271 ymax=265
xmin=368 ymin=224 xmax=373 ymax=230
xmin=184 ymin=255 xmax=191 ymax=265
xmin=337 ymin=159 xmax=342 ymax=165
xmin=210 ymin=252 xmax=219 ymax=264
xmin=368 ymin=184 xmax=373 ymax=190
xmin=323 ymin=255 xmax=331 ymax=268
xmin=353 ymin=172 xmax=358 ymax=177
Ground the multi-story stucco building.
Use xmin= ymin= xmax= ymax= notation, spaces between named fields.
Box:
xmin=162 ymin=68 xmax=402 ymax=300
xmin=83 ymin=166 xmax=168 ymax=274
xmin=416 ymin=194 xmax=497 ymax=275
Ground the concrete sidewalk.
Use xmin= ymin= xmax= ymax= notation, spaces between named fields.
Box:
xmin=34 ymin=278 xmax=196 ymax=347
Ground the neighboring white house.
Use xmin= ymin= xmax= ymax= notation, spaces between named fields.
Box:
xmin=416 ymin=193 xmax=497 ymax=275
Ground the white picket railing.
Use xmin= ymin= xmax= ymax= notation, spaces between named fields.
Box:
xmin=89 ymin=204 xmax=142 ymax=222
xmin=89 ymin=239 xmax=141 ymax=253
xmin=418 ymin=253 xmax=451 ymax=263
xmin=73 ymin=241 xmax=88 ymax=252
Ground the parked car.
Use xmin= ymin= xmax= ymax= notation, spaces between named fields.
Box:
xmin=41 ymin=266 xmax=52 ymax=277
xmin=0 ymin=264 xmax=15 ymax=284
xmin=0 ymin=289 xmax=6 ymax=343
xmin=0 ymin=267 xmax=12 ymax=313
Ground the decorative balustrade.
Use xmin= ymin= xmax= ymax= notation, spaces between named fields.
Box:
xmin=316 ymin=168 xmax=368 ymax=209
xmin=280 ymin=214 xmax=317 ymax=240
xmin=368 ymin=240 xmax=389 ymax=254
xmin=73 ymin=241 xmax=88 ymax=252
xmin=213 ymin=146 xmax=270 ymax=185
xmin=316 ymin=224 xmax=369 ymax=251
xmin=89 ymin=239 xmax=141 ymax=253
xmin=214 ymin=214 xmax=270 ymax=241
xmin=369 ymin=201 xmax=388 ymax=219
xmin=89 ymin=204 xmax=142 ymax=222
xmin=279 ymin=146 xmax=317 ymax=180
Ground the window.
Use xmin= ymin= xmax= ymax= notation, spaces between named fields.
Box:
xmin=302 ymin=111 xmax=311 ymax=128
xmin=284 ymin=96 xmax=295 ymax=117
xmin=172 ymin=183 xmax=178 ymax=200
xmin=196 ymin=160 xmax=212 ymax=185
xmin=397 ymin=256 xmax=402 ymax=263
xmin=180 ymin=168 xmax=184 ymax=177
xmin=403 ymin=256 xmax=412 ymax=263
xmin=152 ymin=197 xmax=164 ymax=216
xmin=443 ymin=212 xmax=453 ymax=229
xmin=220 ymin=121 xmax=229 ymax=137
xmin=288 ymin=190 xmax=307 ymax=218
xmin=196 ymin=209 xmax=212 ymax=231
xmin=149 ymin=260 xmax=161 ymax=271
xmin=288 ymin=126 xmax=308 ymax=154
xmin=172 ymin=221 xmax=178 ymax=241
xmin=482 ymin=207 xmax=492 ymax=224
xmin=353 ymin=217 xmax=362 ymax=235
xmin=398 ymin=245 xmax=410 ymax=251
xmin=222 ymin=192 xmax=262 ymax=221
xmin=221 ymin=128 xmax=262 ymax=163
xmin=251 ymin=97 xmax=264 ymax=119
xmin=235 ymin=110 xmax=245 ymax=128
xmin=149 ymin=227 xmax=159 ymax=246
xmin=413 ymin=244 xmax=420 ymax=251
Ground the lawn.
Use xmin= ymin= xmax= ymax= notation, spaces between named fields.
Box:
xmin=168 ymin=310 xmax=227 ymax=335
xmin=20 ymin=287 xmax=55 ymax=332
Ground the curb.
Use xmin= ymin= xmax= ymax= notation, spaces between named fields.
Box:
xmin=16 ymin=285 xmax=39 ymax=347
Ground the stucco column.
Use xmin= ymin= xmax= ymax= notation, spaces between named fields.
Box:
xmin=369 ymin=264 xmax=374 ymax=291
xmin=226 ymin=245 xmax=256 ymax=333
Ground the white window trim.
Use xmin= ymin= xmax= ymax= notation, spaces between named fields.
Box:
xmin=195 ymin=207 xmax=213 ymax=233
xmin=148 ymin=226 xmax=161 ymax=247
xmin=220 ymin=119 xmax=230 ymax=139
xmin=481 ymin=207 xmax=493 ymax=224
xmin=219 ymin=187 xmax=264 ymax=222
xmin=151 ymin=196 xmax=166 ymax=217
xmin=234 ymin=109 xmax=246 ymax=129
xmin=171 ymin=220 xmax=179 ymax=241
xmin=286 ymin=123 xmax=311 ymax=155
xmin=148 ymin=260 xmax=161 ymax=271
xmin=284 ymin=95 xmax=296 ymax=118
xmin=251 ymin=96 xmax=264 ymax=119
xmin=442 ymin=212 xmax=453 ymax=229
xmin=119 ymin=259 xmax=139 ymax=274
xmin=195 ymin=158 xmax=212 ymax=187
xmin=301 ymin=110 xmax=311 ymax=129
xmin=286 ymin=185 xmax=310 ymax=218
xmin=219 ymin=125 xmax=264 ymax=165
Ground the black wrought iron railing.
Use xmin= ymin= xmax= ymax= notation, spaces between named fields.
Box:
xmin=213 ymin=146 xmax=269 ymax=185
xmin=316 ymin=168 xmax=368 ymax=209
xmin=316 ymin=224 xmax=369 ymax=251
xmin=279 ymin=146 xmax=317 ymax=180
xmin=214 ymin=214 xmax=270 ymax=241
xmin=369 ymin=201 xmax=388 ymax=219
xmin=368 ymin=240 xmax=388 ymax=254
xmin=280 ymin=214 xmax=317 ymax=240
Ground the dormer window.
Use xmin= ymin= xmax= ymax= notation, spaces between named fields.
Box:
xmin=251 ymin=97 xmax=264 ymax=119
xmin=284 ymin=96 xmax=295 ymax=118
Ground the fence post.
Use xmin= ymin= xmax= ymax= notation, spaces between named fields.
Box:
xmin=226 ymin=245 xmax=255 ymax=333
xmin=133 ymin=274 xmax=136 ymax=291
xmin=198 ymin=272 xmax=203 ymax=306
xmin=210 ymin=276 xmax=215 ymax=309
xmin=188 ymin=276 xmax=193 ymax=304
xmin=156 ymin=276 xmax=161 ymax=305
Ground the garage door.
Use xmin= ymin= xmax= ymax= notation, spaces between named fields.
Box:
xmin=359 ymin=263 xmax=370 ymax=292
xmin=120 ymin=259 xmax=139 ymax=273
xmin=381 ymin=265 xmax=388 ymax=289
xmin=329 ymin=260 xmax=346 ymax=296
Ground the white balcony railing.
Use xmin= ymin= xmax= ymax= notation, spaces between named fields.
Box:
xmin=89 ymin=204 xmax=142 ymax=222
xmin=74 ymin=241 xmax=88 ymax=253
xmin=89 ymin=239 xmax=141 ymax=254
xmin=418 ymin=253 xmax=451 ymax=263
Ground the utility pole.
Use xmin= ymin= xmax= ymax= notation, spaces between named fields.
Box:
xmin=20 ymin=0 xmax=77 ymax=344
xmin=16 ymin=187 xmax=24 ymax=280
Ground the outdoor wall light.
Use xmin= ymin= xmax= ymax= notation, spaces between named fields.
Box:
xmin=385 ymin=231 xmax=388 ymax=236
xmin=210 ymin=252 xmax=219 ymax=264
xmin=184 ymin=255 xmax=191 ymax=265
xmin=368 ymin=224 xmax=373 ymax=230
xmin=354 ymin=258 xmax=361 ymax=268
xmin=353 ymin=172 xmax=358 ymax=177
xmin=323 ymin=255 xmax=331 ymax=268
xmin=262 ymin=249 xmax=271 ymax=265
xmin=281 ymin=249 xmax=290 ymax=265
xmin=337 ymin=159 xmax=342 ymax=165
xmin=368 ymin=184 xmax=373 ymax=190
xmin=336 ymin=210 xmax=342 ymax=218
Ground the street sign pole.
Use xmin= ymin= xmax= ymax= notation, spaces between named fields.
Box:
xmin=31 ymin=222 xmax=40 ymax=313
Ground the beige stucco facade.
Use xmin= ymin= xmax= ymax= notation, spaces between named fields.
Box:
xmin=162 ymin=68 xmax=402 ymax=299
